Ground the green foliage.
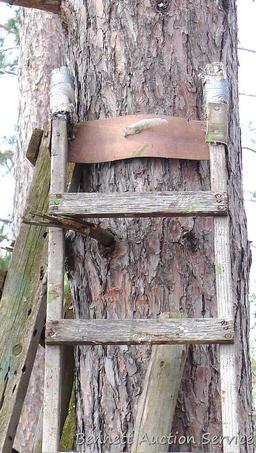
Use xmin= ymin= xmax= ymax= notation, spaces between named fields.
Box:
xmin=0 ymin=218 xmax=12 ymax=258
xmin=5 ymin=16 xmax=20 ymax=45
xmin=0 ymin=252 xmax=11 ymax=271
xmin=0 ymin=8 xmax=20 ymax=76
xmin=0 ymin=136 xmax=15 ymax=171
xmin=0 ymin=223 xmax=4 ymax=233
xmin=60 ymin=383 xmax=76 ymax=451
xmin=0 ymin=149 xmax=13 ymax=171
xmin=0 ymin=223 xmax=6 ymax=240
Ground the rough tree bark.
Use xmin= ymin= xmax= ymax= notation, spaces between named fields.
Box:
xmin=13 ymin=8 xmax=64 ymax=452
xmin=14 ymin=0 xmax=252 ymax=452
xmin=61 ymin=1 xmax=252 ymax=452
xmin=14 ymin=8 xmax=64 ymax=237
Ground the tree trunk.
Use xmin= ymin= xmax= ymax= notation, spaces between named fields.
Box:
xmin=13 ymin=8 xmax=64 ymax=452
xmin=61 ymin=1 xmax=252 ymax=452
xmin=13 ymin=8 xmax=64 ymax=237
xmin=14 ymin=0 xmax=253 ymax=451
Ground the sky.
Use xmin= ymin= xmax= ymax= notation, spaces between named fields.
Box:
xmin=0 ymin=5 xmax=18 ymax=222
xmin=0 ymin=0 xmax=256 ymax=326
xmin=237 ymin=0 xmax=256 ymax=339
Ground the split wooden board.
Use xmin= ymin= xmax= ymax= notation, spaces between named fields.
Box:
xmin=0 ymin=132 xmax=50 ymax=453
xmin=69 ymin=115 xmax=209 ymax=163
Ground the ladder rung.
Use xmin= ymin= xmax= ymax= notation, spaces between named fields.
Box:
xmin=46 ymin=318 xmax=234 ymax=345
xmin=49 ymin=191 xmax=228 ymax=218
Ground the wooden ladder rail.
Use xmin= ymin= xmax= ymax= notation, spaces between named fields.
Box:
xmin=210 ymin=144 xmax=239 ymax=452
xmin=42 ymin=67 xmax=71 ymax=453
xmin=206 ymin=63 xmax=239 ymax=453
xmin=42 ymin=114 xmax=67 ymax=452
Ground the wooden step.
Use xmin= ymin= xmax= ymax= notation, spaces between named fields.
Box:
xmin=45 ymin=318 xmax=234 ymax=345
xmin=49 ymin=191 xmax=228 ymax=218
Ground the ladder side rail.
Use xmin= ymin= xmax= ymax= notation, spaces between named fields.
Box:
xmin=210 ymin=146 xmax=239 ymax=452
xmin=205 ymin=62 xmax=240 ymax=453
xmin=42 ymin=65 xmax=75 ymax=452
xmin=42 ymin=115 xmax=67 ymax=452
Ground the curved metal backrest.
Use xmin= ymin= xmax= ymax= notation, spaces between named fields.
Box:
xmin=68 ymin=114 xmax=209 ymax=163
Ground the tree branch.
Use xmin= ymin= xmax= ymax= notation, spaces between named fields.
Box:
xmin=242 ymin=146 xmax=256 ymax=154
xmin=0 ymin=234 xmax=9 ymax=242
xmin=239 ymin=92 xmax=256 ymax=98
xmin=0 ymin=23 xmax=9 ymax=33
xmin=0 ymin=218 xmax=12 ymax=225
xmin=0 ymin=47 xmax=18 ymax=53
xmin=0 ymin=245 xmax=14 ymax=252
xmin=0 ymin=69 xmax=17 ymax=76
xmin=0 ymin=0 xmax=61 ymax=14
xmin=238 ymin=47 xmax=256 ymax=54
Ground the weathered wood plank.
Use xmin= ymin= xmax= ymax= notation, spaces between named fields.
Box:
xmin=49 ymin=191 xmax=228 ymax=218
xmin=45 ymin=318 xmax=234 ymax=345
xmin=42 ymin=116 xmax=67 ymax=452
xmin=69 ymin=115 xmax=209 ymax=163
xmin=131 ymin=313 xmax=188 ymax=453
xmin=0 ymin=135 xmax=50 ymax=453
xmin=0 ymin=0 xmax=60 ymax=14
xmin=33 ymin=176 xmax=79 ymax=453
xmin=210 ymin=144 xmax=239 ymax=453
xmin=26 ymin=128 xmax=44 ymax=166
xmin=204 ymin=63 xmax=239 ymax=453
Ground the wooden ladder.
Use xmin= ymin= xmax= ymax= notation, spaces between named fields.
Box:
xmin=42 ymin=64 xmax=239 ymax=453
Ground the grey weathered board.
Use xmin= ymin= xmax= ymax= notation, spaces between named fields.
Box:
xmin=210 ymin=144 xmax=239 ymax=452
xmin=49 ymin=191 xmax=228 ymax=218
xmin=0 ymin=133 xmax=50 ymax=453
xmin=46 ymin=318 xmax=234 ymax=345
xmin=131 ymin=313 xmax=188 ymax=453
xmin=43 ymin=116 xmax=68 ymax=452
